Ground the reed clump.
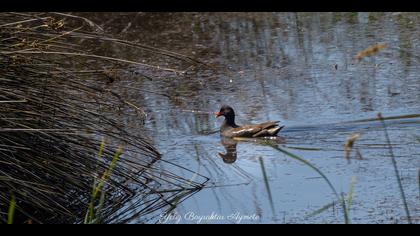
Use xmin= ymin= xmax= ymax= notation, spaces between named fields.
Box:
xmin=0 ymin=12 xmax=207 ymax=224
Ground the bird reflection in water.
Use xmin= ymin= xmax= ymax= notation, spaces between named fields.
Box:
xmin=217 ymin=136 xmax=286 ymax=164
xmin=218 ymin=137 xmax=238 ymax=164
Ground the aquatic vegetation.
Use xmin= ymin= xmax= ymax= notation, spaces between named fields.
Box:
xmin=268 ymin=144 xmax=351 ymax=223
xmin=377 ymin=113 xmax=412 ymax=224
xmin=0 ymin=12 xmax=207 ymax=224
xmin=2 ymin=12 xmax=418 ymax=224
xmin=344 ymin=133 xmax=361 ymax=160
xmin=234 ymin=137 xmax=353 ymax=223
xmin=305 ymin=176 xmax=356 ymax=223
xmin=7 ymin=195 xmax=16 ymax=224
xmin=258 ymin=157 xmax=275 ymax=214
xmin=84 ymin=141 xmax=122 ymax=224
xmin=345 ymin=176 xmax=356 ymax=222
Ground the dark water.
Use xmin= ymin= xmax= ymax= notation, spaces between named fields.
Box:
xmin=96 ymin=12 xmax=419 ymax=223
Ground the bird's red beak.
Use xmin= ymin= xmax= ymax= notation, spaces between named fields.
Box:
xmin=215 ymin=111 xmax=222 ymax=118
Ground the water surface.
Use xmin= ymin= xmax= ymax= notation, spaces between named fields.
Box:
xmin=95 ymin=12 xmax=419 ymax=223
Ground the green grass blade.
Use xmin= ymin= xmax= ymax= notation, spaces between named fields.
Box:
xmin=7 ymin=195 xmax=16 ymax=224
xmin=232 ymin=137 xmax=351 ymax=223
xmin=88 ymin=202 xmax=94 ymax=224
xmin=306 ymin=177 xmax=356 ymax=222
xmin=85 ymin=144 xmax=122 ymax=224
xmin=347 ymin=176 xmax=356 ymax=211
xmin=305 ymin=201 xmax=335 ymax=219
xmin=267 ymin=143 xmax=340 ymax=199
xmin=341 ymin=193 xmax=349 ymax=224
xmin=95 ymin=190 xmax=106 ymax=224
xmin=84 ymin=137 xmax=106 ymax=224
xmin=259 ymin=156 xmax=275 ymax=214
xmin=166 ymin=190 xmax=193 ymax=214
xmin=83 ymin=206 xmax=90 ymax=224
xmin=258 ymin=140 xmax=349 ymax=223
xmin=284 ymin=146 xmax=322 ymax=151
xmin=93 ymin=144 xmax=123 ymax=198
xmin=97 ymin=137 xmax=105 ymax=160
xmin=342 ymin=176 xmax=357 ymax=224
xmin=377 ymin=113 xmax=412 ymax=224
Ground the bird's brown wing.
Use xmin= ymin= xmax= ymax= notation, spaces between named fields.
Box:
xmin=224 ymin=125 xmax=263 ymax=138
xmin=223 ymin=121 xmax=281 ymax=138
xmin=258 ymin=121 xmax=281 ymax=130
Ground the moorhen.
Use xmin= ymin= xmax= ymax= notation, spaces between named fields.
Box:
xmin=215 ymin=105 xmax=284 ymax=138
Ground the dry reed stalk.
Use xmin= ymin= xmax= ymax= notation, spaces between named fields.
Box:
xmin=344 ymin=133 xmax=361 ymax=160
xmin=354 ymin=43 xmax=387 ymax=62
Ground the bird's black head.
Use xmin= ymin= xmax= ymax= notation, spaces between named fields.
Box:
xmin=215 ymin=105 xmax=235 ymax=118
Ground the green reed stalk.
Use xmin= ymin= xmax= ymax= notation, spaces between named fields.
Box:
xmin=377 ymin=112 xmax=412 ymax=224
xmin=85 ymin=143 xmax=122 ymax=224
xmin=7 ymin=195 xmax=16 ymax=224
xmin=259 ymin=157 xmax=275 ymax=214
